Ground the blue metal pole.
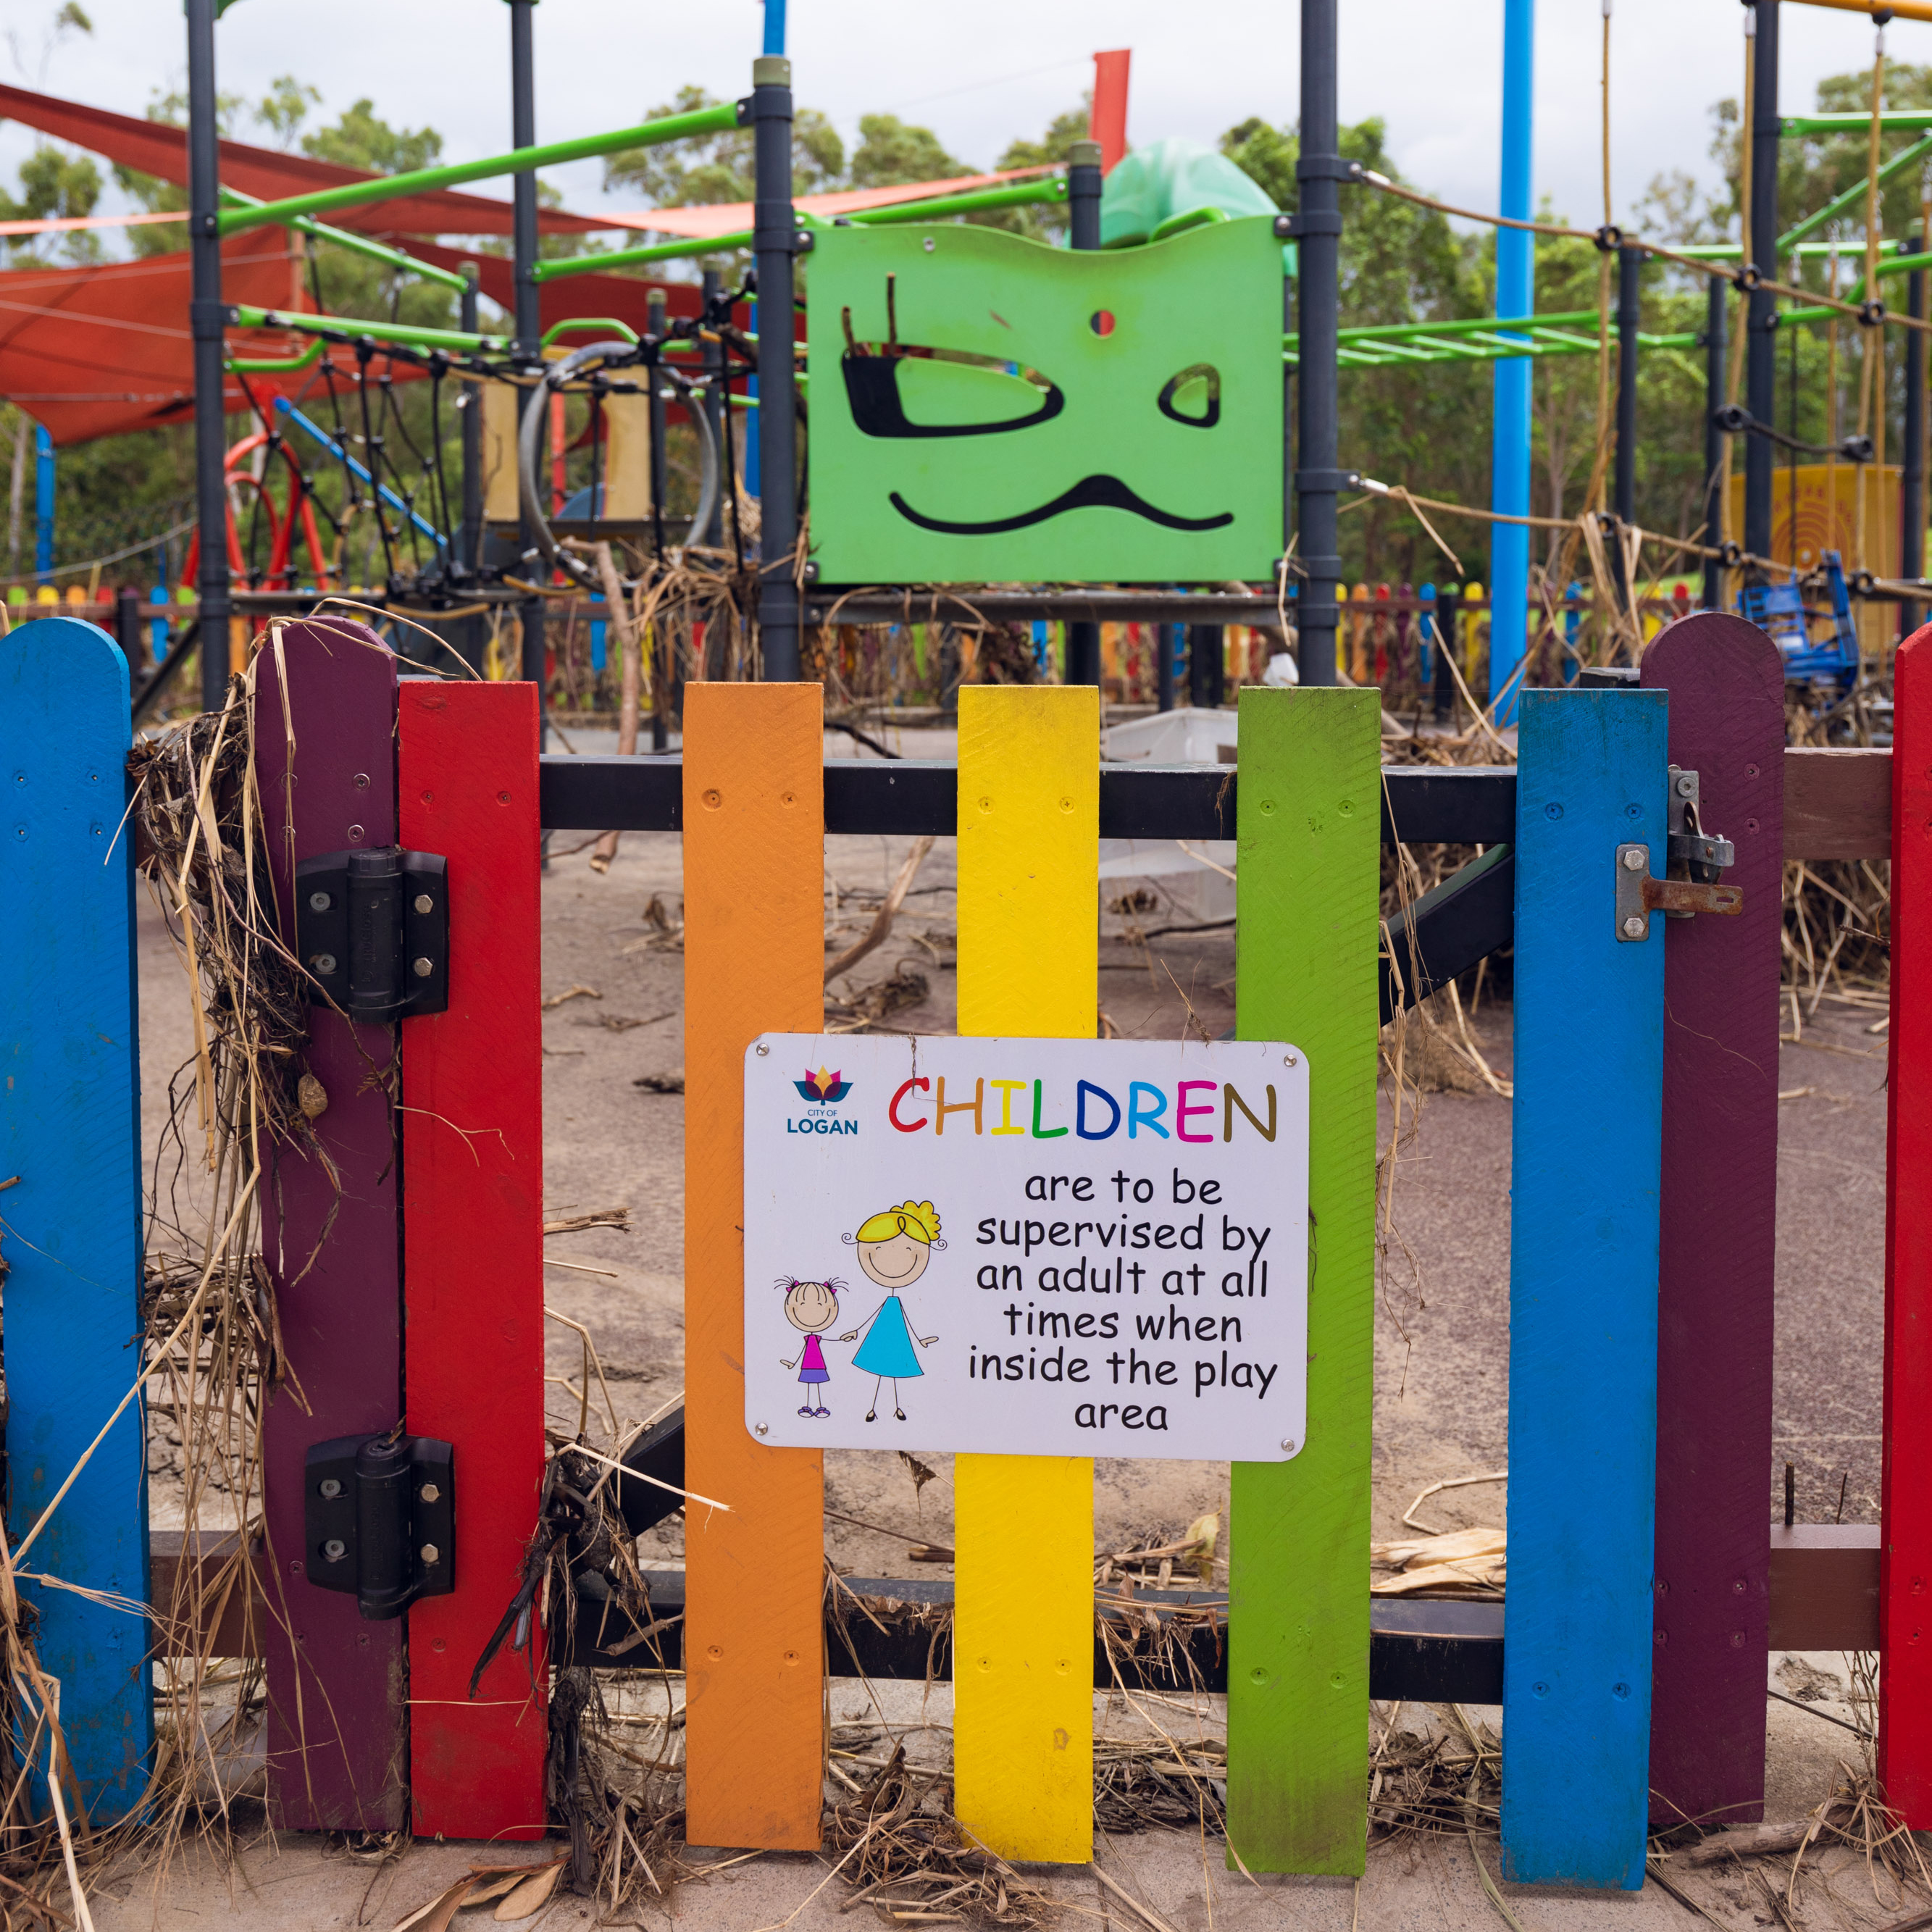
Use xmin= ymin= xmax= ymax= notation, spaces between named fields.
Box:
xmin=1491 ymin=0 xmax=1535 ymax=719
xmin=762 ymin=0 xmax=787 ymax=54
xmin=34 ymin=425 xmax=54 ymax=581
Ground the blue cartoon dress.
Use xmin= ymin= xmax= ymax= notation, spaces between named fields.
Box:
xmin=853 ymin=1295 xmax=922 ymax=1379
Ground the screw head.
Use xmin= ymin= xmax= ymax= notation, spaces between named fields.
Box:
xmin=308 ymin=891 xmax=332 ymax=912
xmin=413 ymin=893 xmax=434 ymax=915
xmin=755 ymin=1043 xmax=769 ymax=1057
xmin=1622 ymin=847 xmax=1646 ymax=871
xmin=923 ymin=237 xmax=936 ymax=252
xmin=322 ymin=1538 xmax=347 ymax=1563
xmin=1676 ymin=774 xmax=1696 ymax=797
xmin=310 ymin=953 xmax=338 ymax=975
xmin=755 ymin=1422 xmax=769 ymax=1437
xmin=1622 ymin=915 xmax=1647 ymax=939
xmin=418 ymin=1482 xmax=440 ymax=1504
xmin=420 ymin=1544 xmax=440 ymax=1565
xmin=1281 ymin=1439 xmax=1296 ymax=1453
xmin=318 ymin=1478 xmax=342 ymax=1500
xmin=412 ymin=956 xmax=433 ymax=978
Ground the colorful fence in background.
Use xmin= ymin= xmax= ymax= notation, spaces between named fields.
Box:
xmin=5 ymin=609 xmax=1929 ymax=1880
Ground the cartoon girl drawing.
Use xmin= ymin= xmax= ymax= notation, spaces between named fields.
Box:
xmin=777 ymin=1276 xmax=842 ymax=1417
xmin=840 ymin=1200 xmax=942 ymax=1423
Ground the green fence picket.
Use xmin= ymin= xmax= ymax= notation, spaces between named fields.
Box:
xmin=1226 ymin=685 xmax=1381 ymax=1872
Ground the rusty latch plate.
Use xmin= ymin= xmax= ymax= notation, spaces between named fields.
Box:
xmin=1642 ymin=877 xmax=1742 ymax=918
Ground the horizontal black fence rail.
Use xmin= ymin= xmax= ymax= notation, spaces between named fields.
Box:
xmin=561 ymin=1568 xmax=1506 ymax=1703
xmin=538 ymin=756 xmax=1517 ymax=848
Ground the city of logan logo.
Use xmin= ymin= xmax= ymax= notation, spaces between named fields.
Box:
xmin=794 ymin=1066 xmax=853 ymax=1105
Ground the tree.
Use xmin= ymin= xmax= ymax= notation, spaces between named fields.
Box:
xmin=848 ymin=115 xmax=968 ymax=192
xmin=603 ymin=84 xmax=844 ymax=209
xmin=993 ymin=100 xmax=1091 ymax=242
xmin=256 ymin=75 xmax=320 ymax=151
xmin=302 ymin=99 xmax=442 ymax=175
xmin=0 ymin=143 xmax=104 ymax=263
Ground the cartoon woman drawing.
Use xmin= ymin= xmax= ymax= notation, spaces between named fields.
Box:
xmin=777 ymin=1276 xmax=842 ymax=1418
xmin=840 ymin=1200 xmax=942 ymax=1423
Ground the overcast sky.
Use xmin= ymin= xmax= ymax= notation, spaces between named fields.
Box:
xmin=0 ymin=0 xmax=1920 ymax=241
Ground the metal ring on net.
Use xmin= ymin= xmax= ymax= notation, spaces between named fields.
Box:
xmin=516 ymin=340 xmax=722 ymax=592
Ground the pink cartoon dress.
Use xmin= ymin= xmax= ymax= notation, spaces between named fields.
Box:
xmin=797 ymin=1331 xmax=831 ymax=1415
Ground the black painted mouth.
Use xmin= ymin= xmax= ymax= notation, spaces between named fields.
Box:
xmin=888 ymin=473 xmax=1234 ymax=537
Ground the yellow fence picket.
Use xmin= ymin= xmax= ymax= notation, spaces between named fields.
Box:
xmin=952 ymin=685 xmax=1100 ymax=1863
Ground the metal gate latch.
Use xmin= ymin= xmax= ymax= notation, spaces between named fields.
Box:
xmin=305 ymin=1434 xmax=456 ymax=1620
xmin=1615 ymin=768 xmax=1744 ymax=942
xmin=294 ymin=847 xmax=449 ymax=1020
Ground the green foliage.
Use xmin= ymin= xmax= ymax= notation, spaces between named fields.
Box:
xmin=603 ymin=83 xmax=844 ymax=209
xmin=301 ymin=99 xmax=443 ymax=175
xmin=0 ymin=144 xmax=104 ymax=263
xmin=256 ymin=75 xmax=321 ymax=151
xmin=991 ymin=99 xmax=1092 ymax=242
xmin=848 ymin=115 xmax=968 ymax=191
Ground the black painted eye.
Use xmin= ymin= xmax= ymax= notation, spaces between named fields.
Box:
xmin=842 ymin=347 xmax=1064 ymax=439
xmin=840 ymin=280 xmax=1064 ymax=439
xmin=1158 ymin=364 xmax=1221 ymax=428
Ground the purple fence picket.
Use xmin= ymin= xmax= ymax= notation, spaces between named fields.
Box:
xmin=254 ymin=620 xmax=406 ymax=1831
xmin=1642 ymin=613 xmax=1785 ymax=1827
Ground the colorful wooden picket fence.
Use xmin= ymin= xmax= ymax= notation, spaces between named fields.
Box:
xmin=3 ymin=606 xmax=1925 ymax=1877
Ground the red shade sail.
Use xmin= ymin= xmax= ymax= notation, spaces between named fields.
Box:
xmin=0 ymin=238 xmax=403 ymax=446
xmin=0 ymin=82 xmax=606 ymax=238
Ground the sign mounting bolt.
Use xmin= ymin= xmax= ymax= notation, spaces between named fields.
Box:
xmin=1621 ymin=848 xmax=1646 ymax=871
xmin=1622 ymin=915 xmax=1647 ymax=939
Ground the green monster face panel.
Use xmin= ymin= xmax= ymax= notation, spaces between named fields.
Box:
xmin=806 ymin=216 xmax=1284 ymax=585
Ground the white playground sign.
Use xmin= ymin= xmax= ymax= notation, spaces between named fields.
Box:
xmin=743 ymin=1034 xmax=1310 ymax=1462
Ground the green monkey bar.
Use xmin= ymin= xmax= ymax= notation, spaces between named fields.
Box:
xmin=530 ymin=175 xmax=1069 ymax=283
xmin=217 ymin=99 xmax=742 ymax=236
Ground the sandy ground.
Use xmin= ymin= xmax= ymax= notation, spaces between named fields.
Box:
xmin=119 ymin=719 xmax=1898 ymax=1924
xmin=91 ymin=1662 xmax=1899 ymax=1930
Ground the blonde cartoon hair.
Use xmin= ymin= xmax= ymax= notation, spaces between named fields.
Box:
xmin=848 ymin=1200 xmax=944 ymax=1248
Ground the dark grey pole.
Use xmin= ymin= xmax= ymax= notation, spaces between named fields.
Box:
xmin=647 ymin=290 xmax=669 ymax=515
xmin=116 ymin=585 xmax=146 ymax=676
xmin=1064 ymin=139 xmax=1104 ymax=689
xmin=751 ymin=55 xmax=800 ymax=680
xmin=1296 ymin=0 xmax=1342 ymax=686
xmin=645 ymin=290 xmax=670 ymax=749
xmin=1067 ymin=138 xmax=1103 ymax=250
xmin=186 ymin=0 xmax=230 ymax=714
xmin=509 ymin=0 xmax=546 ymax=720
xmin=1703 ymin=271 xmax=1728 ymax=610
xmin=1614 ymin=243 xmax=1642 ymax=624
xmin=1744 ymin=0 xmax=1780 ymax=564
xmin=1187 ymin=624 xmax=1225 ymax=708
xmin=1431 ymin=588 xmax=1455 ymax=722
xmin=459 ymin=266 xmax=483 ymax=573
xmin=1905 ymin=233 xmax=1925 ymax=637
xmin=1155 ymin=622 xmax=1175 ymax=711
xmin=701 ymin=268 xmax=727 ymax=549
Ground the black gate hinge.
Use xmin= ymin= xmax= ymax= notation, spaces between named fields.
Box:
xmin=295 ymin=847 xmax=449 ymax=1020
xmin=305 ymin=1434 xmax=456 ymax=1620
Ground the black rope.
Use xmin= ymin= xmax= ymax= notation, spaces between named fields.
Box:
xmin=355 ymin=343 xmax=398 ymax=584
xmin=375 ymin=357 xmax=427 ymax=576
xmin=1713 ymin=404 xmax=1873 ymax=464
xmin=428 ymin=354 xmax=455 ymax=573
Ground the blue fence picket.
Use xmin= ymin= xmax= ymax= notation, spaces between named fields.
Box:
xmin=1502 ymin=687 xmax=1667 ymax=1889
xmin=1 ymin=616 xmax=152 ymax=1818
